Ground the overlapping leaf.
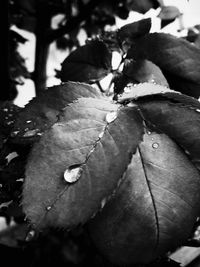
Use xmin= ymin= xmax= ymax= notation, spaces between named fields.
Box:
xmin=127 ymin=33 xmax=200 ymax=96
xmin=89 ymin=132 xmax=200 ymax=265
xmin=123 ymin=59 xmax=168 ymax=86
xmin=22 ymin=83 xmax=200 ymax=264
xmin=10 ymin=82 xmax=102 ymax=144
xmin=60 ymin=40 xmax=112 ymax=83
xmin=117 ymin=18 xmax=151 ymax=51
xmin=137 ymin=94 xmax=200 ymax=172
xmin=23 ymin=98 xmax=144 ymax=229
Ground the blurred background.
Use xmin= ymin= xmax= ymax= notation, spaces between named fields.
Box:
xmin=9 ymin=0 xmax=200 ymax=107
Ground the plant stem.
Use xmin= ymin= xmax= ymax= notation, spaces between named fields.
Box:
xmin=34 ymin=3 xmax=51 ymax=95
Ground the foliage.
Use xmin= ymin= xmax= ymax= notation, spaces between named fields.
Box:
xmin=2 ymin=0 xmax=200 ymax=266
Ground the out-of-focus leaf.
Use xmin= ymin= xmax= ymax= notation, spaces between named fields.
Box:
xmin=117 ymin=18 xmax=151 ymax=51
xmin=127 ymin=0 xmax=160 ymax=14
xmin=10 ymin=82 xmax=102 ymax=144
xmin=158 ymin=6 xmax=181 ymax=20
xmin=158 ymin=6 xmax=181 ymax=29
xmin=0 ymin=223 xmax=29 ymax=247
xmin=123 ymin=59 xmax=169 ymax=86
xmin=60 ymin=40 xmax=112 ymax=83
xmin=22 ymin=98 xmax=144 ymax=229
xmin=89 ymin=132 xmax=200 ymax=265
xmin=127 ymin=33 xmax=200 ymax=96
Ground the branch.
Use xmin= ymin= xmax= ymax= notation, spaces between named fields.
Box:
xmin=47 ymin=0 xmax=99 ymax=43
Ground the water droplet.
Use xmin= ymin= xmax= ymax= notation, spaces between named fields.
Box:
xmin=46 ymin=206 xmax=52 ymax=211
xmin=196 ymin=109 xmax=200 ymax=113
xmin=64 ymin=165 xmax=82 ymax=183
xmin=25 ymin=230 xmax=35 ymax=242
xmin=7 ymin=120 xmax=14 ymax=125
xmin=98 ymin=132 xmax=104 ymax=139
xmin=16 ymin=178 xmax=24 ymax=182
xmin=152 ymin=143 xmax=159 ymax=149
xmin=26 ymin=120 xmax=32 ymax=124
xmin=23 ymin=129 xmax=39 ymax=137
xmin=6 ymin=152 xmax=18 ymax=163
xmin=101 ymin=198 xmax=107 ymax=209
xmin=124 ymin=86 xmax=131 ymax=93
xmin=11 ymin=130 xmax=19 ymax=137
xmin=147 ymin=130 xmax=151 ymax=135
xmin=105 ymin=111 xmax=117 ymax=123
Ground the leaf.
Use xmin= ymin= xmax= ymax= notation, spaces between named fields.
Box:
xmin=123 ymin=59 xmax=169 ymax=86
xmin=22 ymin=98 xmax=144 ymax=229
xmin=88 ymin=132 xmax=200 ymax=265
xmin=60 ymin=40 xmax=112 ymax=83
xmin=117 ymin=82 xmax=177 ymax=103
xmin=117 ymin=18 xmax=151 ymax=51
xmin=10 ymin=82 xmax=102 ymax=144
xmin=158 ymin=6 xmax=181 ymax=20
xmin=163 ymin=71 xmax=200 ymax=99
xmin=127 ymin=33 xmax=200 ymax=89
xmin=127 ymin=0 xmax=160 ymax=14
xmin=137 ymin=95 xmax=200 ymax=172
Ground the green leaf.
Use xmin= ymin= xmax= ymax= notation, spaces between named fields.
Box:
xmin=127 ymin=33 xmax=200 ymax=94
xmin=60 ymin=40 xmax=112 ymax=83
xmin=10 ymin=82 xmax=102 ymax=144
xmin=22 ymin=98 xmax=144 ymax=229
xmin=138 ymin=95 xmax=200 ymax=172
xmin=89 ymin=132 xmax=200 ymax=265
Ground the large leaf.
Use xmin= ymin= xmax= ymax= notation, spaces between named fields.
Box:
xmin=60 ymin=40 xmax=112 ymax=83
xmin=127 ymin=33 xmax=200 ymax=94
xmin=137 ymin=95 xmax=200 ymax=172
xmin=89 ymin=132 xmax=200 ymax=265
xmin=23 ymin=98 xmax=144 ymax=229
xmin=10 ymin=82 xmax=102 ymax=144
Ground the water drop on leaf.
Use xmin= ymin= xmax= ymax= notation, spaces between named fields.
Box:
xmin=46 ymin=206 xmax=52 ymax=211
xmin=23 ymin=129 xmax=40 ymax=137
xmin=64 ymin=165 xmax=82 ymax=183
xmin=152 ymin=142 xmax=159 ymax=149
xmin=196 ymin=109 xmax=200 ymax=113
xmin=11 ymin=130 xmax=19 ymax=137
xmin=25 ymin=229 xmax=35 ymax=242
xmin=98 ymin=132 xmax=104 ymax=139
xmin=105 ymin=111 xmax=118 ymax=123
xmin=101 ymin=198 xmax=107 ymax=209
